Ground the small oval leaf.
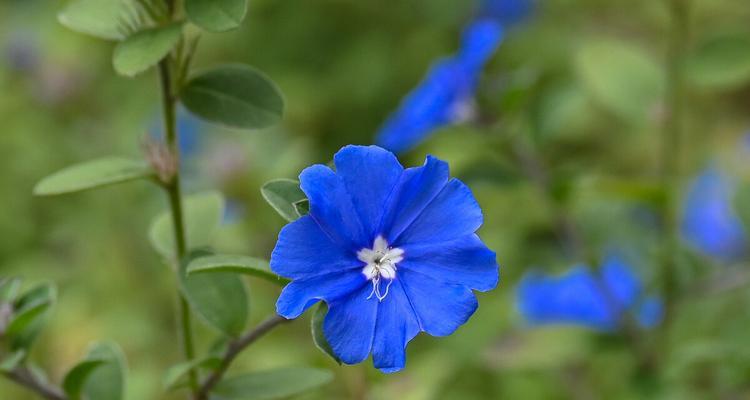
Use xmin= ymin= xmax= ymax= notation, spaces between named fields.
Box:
xmin=7 ymin=284 xmax=56 ymax=350
xmin=113 ymin=22 xmax=184 ymax=77
xmin=63 ymin=359 xmax=107 ymax=400
xmin=187 ymin=254 xmax=289 ymax=285
xmin=58 ymin=0 xmax=128 ymax=40
xmin=213 ymin=368 xmax=334 ymax=400
xmin=83 ymin=342 xmax=127 ymax=400
xmin=149 ymin=191 xmax=225 ymax=259
xmin=181 ymin=64 xmax=284 ymax=129
xmin=261 ymin=179 xmax=307 ymax=222
xmin=311 ymin=304 xmax=341 ymax=365
xmin=686 ymin=33 xmax=750 ymax=90
xmin=186 ymin=0 xmax=248 ymax=32
xmin=34 ymin=157 xmax=152 ymax=196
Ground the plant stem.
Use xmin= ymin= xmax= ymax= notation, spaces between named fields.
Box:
xmin=3 ymin=367 xmax=66 ymax=400
xmin=195 ymin=315 xmax=289 ymax=400
xmin=158 ymin=55 xmax=198 ymax=396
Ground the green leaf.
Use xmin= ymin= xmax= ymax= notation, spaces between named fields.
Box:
xmin=7 ymin=284 xmax=56 ymax=350
xmin=63 ymin=359 xmax=107 ymax=400
xmin=213 ymin=368 xmax=334 ymax=400
xmin=180 ymin=253 xmax=249 ymax=337
xmin=686 ymin=33 xmax=750 ymax=90
xmin=311 ymin=303 xmax=341 ymax=365
xmin=181 ymin=64 xmax=284 ymax=129
xmin=293 ymin=199 xmax=310 ymax=218
xmin=185 ymin=0 xmax=248 ymax=32
xmin=149 ymin=191 xmax=225 ymax=259
xmin=261 ymin=179 xmax=307 ymax=222
xmin=163 ymin=356 xmax=221 ymax=391
xmin=0 ymin=278 xmax=22 ymax=303
xmin=34 ymin=157 xmax=152 ymax=196
xmin=82 ymin=342 xmax=127 ymax=400
xmin=575 ymin=39 xmax=663 ymax=121
xmin=113 ymin=22 xmax=184 ymax=77
xmin=733 ymin=182 xmax=750 ymax=231
xmin=187 ymin=254 xmax=289 ymax=286
xmin=0 ymin=350 xmax=26 ymax=372
xmin=58 ymin=0 xmax=129 ymax=40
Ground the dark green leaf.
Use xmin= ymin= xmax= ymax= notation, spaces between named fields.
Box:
xmin=261 ymin=179 xmax=306 ymax=222
xmin=149 ymin=191 xmax=225 ymax=259
xmin=686 ymin=33 xmax=750 ymax=90
xmin=7 ymin=284 xmax=56 ymax=350
xmin=33 ymin=157 xmax=152 ymax=196
xmin=213 ymin=368 xmax=334 ymax=400
xmin=187 ymin=254 xmax=288 ymax=286
xmin=58 ymin=0 xmax=129 ymax=40
xmin=185 ymin=0 xmax=248 ymax=32
xmin=163 ymin=356 xmax=221 ymax=391
xmin=293 ymin=199 xmax=310 ymax=218
xmin=311 ymin=303 xmax=341 ymax=365
xmin=113 ymin=22 xmax=184 ymax=77
xmin=63 ymin=359 xmax=107 ymax=400
xmin=181 ymin=64 xmax=284 ymax=129
xmin=82 ymin=342 xmax=127 ymax=400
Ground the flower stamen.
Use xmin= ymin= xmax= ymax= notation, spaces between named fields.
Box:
xmin=358 ymin=236 xmax=403 ymax=302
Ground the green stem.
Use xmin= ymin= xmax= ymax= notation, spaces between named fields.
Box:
xmin=159 ymin=57 xmax=199 ymax=396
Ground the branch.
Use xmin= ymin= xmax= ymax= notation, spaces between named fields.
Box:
xmin=3 ymin=366 xmax=66 ymax=400
xmin=195 ymin=315 xmax=290 ymax=400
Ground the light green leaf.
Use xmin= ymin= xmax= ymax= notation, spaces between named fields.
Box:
xmin=0 ymin=278 xmax=22 ymax=303
xmin=34 ymin=157 xmax=152 ymax=196
xmin=163 ymin=356 xmax=221 ymax=391
xmin=181 ymin=64 xmax=284 ymax=129
xmin=7 ymin=284 xmax=56 ymax=350
xmin=575 ymin=39 xmax=663 ymax=121
xmin=58 ymin=0 xmax=129 ymax=40
xmin=213 ymin=368 xmax=334 ymax=400
xmin=63 ymin=359 xmax=107 ymax=400
xmin=686 ymin=33 xmax=750 ymax=90
xmin=83 ymin=342 xmax=127 ymax=400
xmin=187 ymin=254 xmax=288 ymax=286
xmin=113 ymin=22 xmax=184 ymax=77
xmin=149 ymin=191 xmax=225 ymax=259
xmin=311 ymin=304 xmax=341 ymax=365
xmin=180 ymin=252 xmax=249 ymax=336
xmin=0 ymin=350 xmax=26 ymax=372
xmin=261 ymin=179 xmax=307 ymax=222
xmin=186 ymin=0 xmax=248 ymax=32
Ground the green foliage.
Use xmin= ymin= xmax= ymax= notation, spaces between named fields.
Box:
xmin=186 ymin=254 xmax=288 ymax=285
xmin=686 ymin=32 xmax=750 ymax=90
xmin=62 ymin=359 xmax=107 ymax=400
xmin=6 ymin=284 xmax=56 ymax=351
xmin=310 ymin=303 xmax=341 ymax=365
xmin=81 ymin=342 xmax=127 ymax=400
xmin=58 ymin=0 xmax=130 ymax=40
xmin=149 ymin=191 xmax=225 ymax=259
xmin=162 ymin=356 xmax=221 ymax=391
xmin=113 ymin=22 xmax=184 ymax=77
xmin=0 ymin=350 xmax=26 ymax=373
xmin=261 ymin=179 xmax=307 ymax=222
xmin=213 ymin=368 xmax=334 ymax=400
xmin=33 ymin=157 xmax=153 ymax=196
xmin=181 ymin=65 xmax=285 ymax=129
xmin=186 ymin=0 xmax=248 ymax=32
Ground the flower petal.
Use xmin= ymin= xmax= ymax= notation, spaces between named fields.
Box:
xmin=395 ymin=178 xmax=483 ymax=246
xmin=333 ymin=145 xmax=403 ymax=237
xmin=371 ymin=280 xmax=420 ymax=373
xmin=380 ymin=155 xmax=449 ymax=242
xmin=276 ymin=271 xmax=366 ymax=319
xmin=398 ymin=269 xmax=479 ymax=336
xmin=324 ymin=284 xmax=379 ymax=364
xmin=299 ymin=164 xmax=368 ymax=250
xmin=400 ymin=234 xmax=498 ymax=292
xmin=456 ymin=19 xmax=504 ymax=73
xmin=600 ymin=254 xmax=641 ymax=308
xmin=270 ymin=215 xmax=360 ymax=279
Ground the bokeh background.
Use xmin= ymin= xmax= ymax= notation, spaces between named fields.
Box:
xmin=3 ymin=0 xmax=750 ymax=398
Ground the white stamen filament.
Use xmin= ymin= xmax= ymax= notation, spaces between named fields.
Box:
xmin=357 ymin=236 xmax=403 ymax=302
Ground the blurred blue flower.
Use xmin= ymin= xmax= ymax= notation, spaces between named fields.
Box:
xmin=680 ymin=168 xmax=747 ymax=262
xmin=517 ymin=254 xmax=663 ymax=332
xmin=375 ymin=19 xmax=503 ymax=153
xmin=479 ymin=0 xmax=534 ymax=26
xmin=151 ymin=106 xmax=203 ymax=157
xmin=272 ymin=145 xmax=498 ymax=372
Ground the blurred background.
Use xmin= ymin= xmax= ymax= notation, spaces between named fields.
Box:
xmin=3 ymin=0 xmax=750 ymax=398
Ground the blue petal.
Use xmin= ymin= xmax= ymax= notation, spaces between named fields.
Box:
xmin=395 ymin=179 xmax=484 ymax=246
xmin=333 ymin=145 xmax=404 ymax=237
xmin=371 ymin=280 xmax=420 ymax=373
xmin=600 ymin=254 xmax=641 ymax=307
xmin=680 ymin=167 xmax=747 ymax=262
xmin=456 ymin=19 xmax=504 ymax=73
xmin=401 ymin=234 xmax=498 ymax=291
xmin=398 ymin=269 xmax=479 ymax=336
xmin=380 ymin=155 xmax=449 ymax=241
xmin=636 ymin=296 xmax=663 ymax=328
xmin=276 ymin=271 xmax=366 ymax=319
xmin=299 ymin=164 xmax=368 ymax=250
xmin=270 ymin=215 xmax=360 ymax=280
xmin=324 ymin=284 xmax=379 ymax=364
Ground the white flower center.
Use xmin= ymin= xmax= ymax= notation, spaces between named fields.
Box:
xmin=357 ymin=236 xmax=404 ymax=302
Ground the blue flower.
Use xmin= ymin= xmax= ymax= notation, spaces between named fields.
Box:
xmin=375 ymin=19 xmax=504 ymax=154
xmin=517 ymin=254 xmax=662 ymax=332
xmin=680 ymin=167 xmax=747 ymax=262
xmin=271 ymin=145 xmax=499 ymax=372
xmin=151 ymin=106 xmax=203 ymax=157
